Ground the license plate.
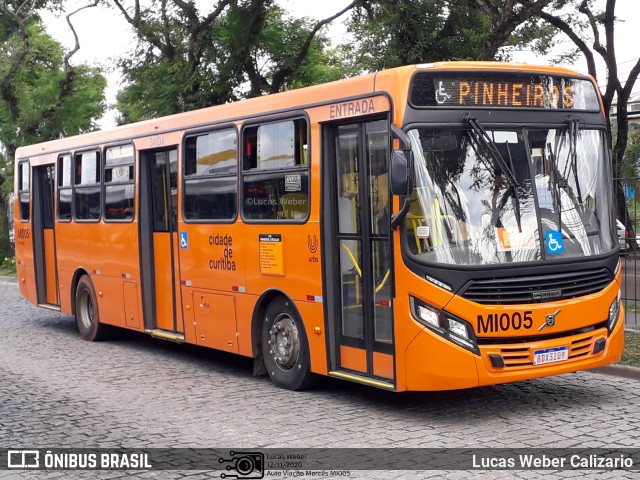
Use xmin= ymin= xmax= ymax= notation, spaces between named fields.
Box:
xmin=533 ymin=346 xmax=569 ymax=365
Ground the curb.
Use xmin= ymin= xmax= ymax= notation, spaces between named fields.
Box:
xmin=590 ymin=364 xmax=640 ymax=381
xmin=0 ymin=275 xmax=17 ymax=283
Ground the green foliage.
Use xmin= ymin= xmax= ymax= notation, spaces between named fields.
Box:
xmin=0 ymin=12 xmax=106 ymax=261
xmin=626 ymin=130 xmax=640 ymax=174
xmin=0 ymin=21 xmax=106 ymax=157
xmin=0 ymin=256 xmax=16 ymax=275
xmin=115 ymin=1 xmax=350 ymax=124
xmin=346 ymin=0 xmax=488 ymax=71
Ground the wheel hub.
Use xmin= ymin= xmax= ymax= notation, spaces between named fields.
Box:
xmin=269 ymin=314 xmax=300 ymax=371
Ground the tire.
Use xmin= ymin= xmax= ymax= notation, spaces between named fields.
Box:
xmin=75 ymin=275 xmax=112 ymax=341
xmin=262 ymin=297 xmax=315 ymax=390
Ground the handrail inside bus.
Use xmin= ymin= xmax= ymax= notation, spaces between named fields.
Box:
xmin=340 ymin=242 xmax=362 ymax=277
xmin=340 ymin=242 xmax=390 ymax=293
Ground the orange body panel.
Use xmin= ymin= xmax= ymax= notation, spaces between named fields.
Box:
xmin=373 ymin=352 xmax=394 ymax=380
xmin=91 ymin=274 xmax=128 ymax=328
xmin=192 ymin=291 xmax=238 ymax=353
xmin=340 ymin=346 xmax=368 ymax=374
xmin=233 ymin=294 xmax=258 ymax=358
xmin=14 ymin=219 xmax=35 ymax=304
xmin=295 ymin=300 xmax=327 ymax=375
xmin=54 ymin=221 xmax=141 ymax=317
xmin=43 ymin=229 xmax=57 ymax=304
xmin=153 ymin=233 xmax=175 ymax=332
xmin=123 ymin=282 xmax=141 ymax=329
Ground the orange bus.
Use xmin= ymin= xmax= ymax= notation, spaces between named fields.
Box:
xmin=14 ymin=62 xmax=624 ymax=391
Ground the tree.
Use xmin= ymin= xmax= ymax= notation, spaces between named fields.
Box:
xmin=111 ymin=0 xmax=360 ymax=123
xmin=0 ymin=1 xmax=107 ymax=259
xmin=471 ymin=0 xmax=556 ymax=59
xmin=343 ymin=0 xmax=556 ymax=72
xmin=345 ymin=0 xmax=484 ymax=71
xmin=527 ymin=0 xmax=640 ymax=243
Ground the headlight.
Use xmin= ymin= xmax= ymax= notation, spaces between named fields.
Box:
xmin=608 ymin=291 xmax=621 ymax=333
xmin=410 ymin=296 xmax=479 ymax=355
xmin=417 ymin=304 xmax=441 ymax=330
xmin=448 ymin=317 xmax=469 ymax=339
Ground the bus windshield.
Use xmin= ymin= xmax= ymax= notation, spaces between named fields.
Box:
xmin=405 ymin=125 xmax=616 ymax=266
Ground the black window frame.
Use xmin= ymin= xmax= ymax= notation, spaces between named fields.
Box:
xmin=17 ymin=160 xmax=30 ymax=222
xmin=57 ymin=153 xmax=73 ymax=223
xmin=182 ymin=124 xmax=239 ymax=224
xmin=72 ymin=148 xmax=102 ymax=223
xmin=240 ymin=113 xmax=311 ymax=224
xmin=103 ymin=143 xmax=136 ymax=223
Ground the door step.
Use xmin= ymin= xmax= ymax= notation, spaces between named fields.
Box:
xmin=328 ymin=371 xmax=395 ymax=390
xmin=37 ymin=303 xmax=61 ymax=311
xmin=146 ymin=329 xmax=185 ymax=343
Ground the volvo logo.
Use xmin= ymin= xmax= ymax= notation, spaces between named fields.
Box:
xmin=538 ymin=309 xmax=561 ymax=331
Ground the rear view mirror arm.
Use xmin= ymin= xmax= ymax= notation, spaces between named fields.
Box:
xmin=389 ymin=124 xmax=414 ymax=230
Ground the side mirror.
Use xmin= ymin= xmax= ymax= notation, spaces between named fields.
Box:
xmin=390 ymin=149 xmax=413 ymax=196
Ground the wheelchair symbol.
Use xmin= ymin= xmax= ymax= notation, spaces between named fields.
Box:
xmin=180 ymin=232 xmax=188 ymax=249
xmin=435 ymin=81 xmax=451 ymax=104
xmin=545 ymin=230 xmax=564 ymax=255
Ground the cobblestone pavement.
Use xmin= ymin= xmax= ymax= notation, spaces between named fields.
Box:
xmin=1 ymin=277 xmax=639 ymax=479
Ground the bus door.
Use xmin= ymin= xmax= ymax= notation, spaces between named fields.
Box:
xmin=323 ymin=119 xmax=395 ymax=387
xmin=139 ymin=148 xmax=184 ymax=337
xmin=32 ymin=164 xmax=59 ymax=307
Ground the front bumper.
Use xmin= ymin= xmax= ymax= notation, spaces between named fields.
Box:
xmin=403 ymin=306 xmax=624 ymax=391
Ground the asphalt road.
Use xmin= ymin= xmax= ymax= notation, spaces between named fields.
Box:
xmin=1 ymin=277 xmax=639 ymax=479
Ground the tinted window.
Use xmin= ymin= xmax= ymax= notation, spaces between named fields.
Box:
xmin=57 ymin=155 xmax=72 ymax=221
xmin=104 ymin=145 xmax=135 ymax=221
xmin=242 ymin=119 xmax=309 ymax=221
xmin=184 ymin=177 xmax=236 ymax=220
xmin=74 ymin=150 xmax=101 ymax=221
xmin=58 ymin=188 xmax=72 ymax=221
xmin=185 ymin=129 xmax=237 ymax=176
xmin=74 ymin=186 xmax=101 ymax=220
xmin=184 ymin=128 xmax=237 ymax=221
xmin=18 ymin=162 xmax=30 ymax=221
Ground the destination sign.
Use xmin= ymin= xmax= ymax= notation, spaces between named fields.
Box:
xmin=410 ymin=72 xmax=600 ymax=110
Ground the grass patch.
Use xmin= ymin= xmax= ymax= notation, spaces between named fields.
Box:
xmin=620 ymin=330 xmax=640 ymax=367
xmin=624 ymin=301 xmax=640 ymax=313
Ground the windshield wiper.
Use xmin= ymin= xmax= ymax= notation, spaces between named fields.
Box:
xmin=549 ymin=117 xmax=585 ymax=231
xmin=565 ymin=116 xmax=584 ymax=205
xmin=547 ymin=147 xmax=563 ymax=231
xmin=464 ymin=114 xmax=522 ymax=232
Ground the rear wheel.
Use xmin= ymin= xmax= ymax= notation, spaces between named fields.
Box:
xmin=75 ymin=275 xmax=112 ymax=341
xmin=262 ymin=297 xmax=314 ymax=390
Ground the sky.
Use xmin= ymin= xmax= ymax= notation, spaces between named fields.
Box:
xmin=39 ymin=0 xmax=639 ymax=128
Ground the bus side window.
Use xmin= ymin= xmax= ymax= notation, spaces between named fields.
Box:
xmin=57 ymin=154 xmax=72 ymax=221
xmin=73 ymin=150 xmax=101 ymax=222
xmin=242 ymin=118 xmax=309 ymax=221
xmin=244 ymin=130 xmax=257 ymax=170
xmin=104 ymin=144 xmax=135 ymax=222
xmin=17 ymin=161 xmax=30 ymax=221
xmin=183 ymin=128 xmax=238 ymax=222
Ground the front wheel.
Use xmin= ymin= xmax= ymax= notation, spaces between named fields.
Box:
xmin=75 ymin=275 xmax=112 ymax=341
xmin=262 ymin=297 xmax=314 ymax=390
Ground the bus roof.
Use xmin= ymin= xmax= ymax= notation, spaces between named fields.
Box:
xmin=15 ymin=61 xmax=592 ymax=159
